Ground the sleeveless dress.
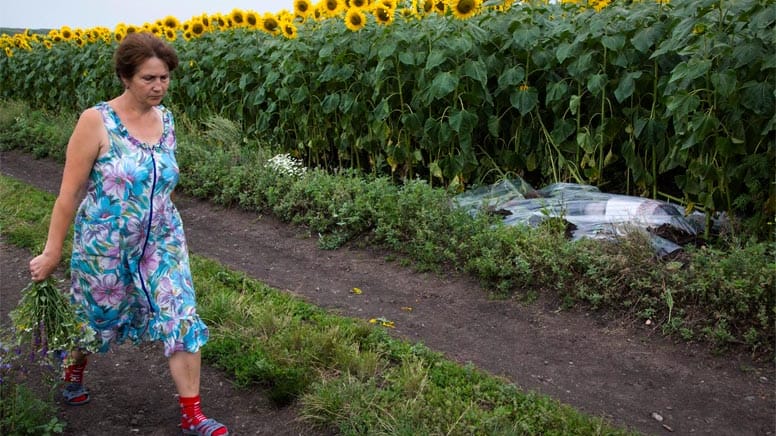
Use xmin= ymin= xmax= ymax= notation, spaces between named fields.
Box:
xmin=69 ymin=102 xmax=209 ymax=357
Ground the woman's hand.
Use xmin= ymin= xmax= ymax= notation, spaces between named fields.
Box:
xmin=29 ymin=251 xmax=61 ymax=282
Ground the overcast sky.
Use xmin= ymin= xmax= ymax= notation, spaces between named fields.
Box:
xmin=1 ymin=0 xmax=295 ymax=30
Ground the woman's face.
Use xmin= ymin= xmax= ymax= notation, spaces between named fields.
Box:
xmin=123 ymin=56 xmax=170 ymax=106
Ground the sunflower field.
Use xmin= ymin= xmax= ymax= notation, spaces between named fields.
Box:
xmin=1 ymin=0 xmax=774 ymax=239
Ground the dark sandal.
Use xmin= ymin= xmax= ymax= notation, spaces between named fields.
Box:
xmin=62 ymin=382 xmax=90 ymax=405
xmin=181 ymin=418 xmax=229 ymax=436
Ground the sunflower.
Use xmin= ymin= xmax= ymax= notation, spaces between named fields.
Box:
xmin=322 ymin=0 xmax=345 ymax=16
xmin=190 ymin=19 xmax=206 ymax=37
xmin=281 ymin=20 xmax=298 ymax=39
xmin=60 ymin=26 xmax=74 ymax=41
xmin=245 ymin=11 xmax=260 ymax=29
xmin=262 ymin=13 xmax=280 ymax=34
xmin=421 ymin=0 xmax=434 ymax=13
xmin=200 ymin=14 xmax=211 ymax=28
xmin=450 ymin=0 xmax=481 ymax=19
xmin=351 ymin=0 xmax=370 ymax=8
xmin=372 ymin=5 xmax=394 ymax=25
xmin=51 ymin=32 xmax=63 ymax=43
xmin=344 ymin=8 xmax=367 ymax=31
xmin=230 ymin=9 xmax=246 ymax=26
xmin=126 ymin=25 xmax=140 ymax=34
xmin=294 ymin=0 xmax=313 ymax=17
xmin=4 ymin=47 xmax=12 ymax=57
xmin=43 ymin=40 xmax=53 ymax=49
xmin=113 ymin=30 xmax=126 ymax=42
xmin=182 ymin=31 xmax=193 ymax=41
xmin=164 ymin=28 xmax=176 ymax=41
xmin=433 ymin=0 xmax=446 ymax=14
xmin=162 ymin=15 xmax=180 ymax=30
xmin=313 ymin=6 xmax=325 ymax=20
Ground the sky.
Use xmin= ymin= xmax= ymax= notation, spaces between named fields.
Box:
xmin=1 ymin=0 xmax=295 ymax=30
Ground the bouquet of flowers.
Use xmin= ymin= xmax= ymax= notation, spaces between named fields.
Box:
xmin=9 ymin=278 xmax=97 ymax=366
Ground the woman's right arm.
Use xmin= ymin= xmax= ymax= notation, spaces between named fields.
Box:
xmin=29 ymin=108 xmax=105 ymax=281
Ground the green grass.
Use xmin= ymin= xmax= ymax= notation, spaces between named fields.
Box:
xmin=0 ymin=174 xmax=636 ymax=435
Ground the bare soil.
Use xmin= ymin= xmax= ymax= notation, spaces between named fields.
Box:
xmin=1 ymin=149 xmax=773 ymax=436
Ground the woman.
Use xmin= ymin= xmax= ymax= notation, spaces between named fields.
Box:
xmin=28 ymin=32 xmax=228 ymax=436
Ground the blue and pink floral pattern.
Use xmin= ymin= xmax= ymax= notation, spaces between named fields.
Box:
xmin=70 ymin=102 xmax=208 ymax=357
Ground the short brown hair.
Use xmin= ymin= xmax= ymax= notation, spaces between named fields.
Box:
xmin=114 ymin=32 xmax=179 ymax=80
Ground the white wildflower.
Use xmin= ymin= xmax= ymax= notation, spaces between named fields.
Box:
xmin=266 ymin=153 xmax=307 ymax=177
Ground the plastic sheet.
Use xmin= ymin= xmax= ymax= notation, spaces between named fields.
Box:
xmin=453 ymin=179 xmax=704 ymax=256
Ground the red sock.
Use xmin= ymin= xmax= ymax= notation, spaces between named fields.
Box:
xmin=64 ymin=357 xmax=87 ymax=384
xmin=179 ymin=395 xmax=227 ymax=436
xmin=63 ymin=358 xmax=88 ymax=403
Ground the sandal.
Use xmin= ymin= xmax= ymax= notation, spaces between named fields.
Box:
xmin=62 ymin=382 xmax=90 ymax=406
xmin=181 ymin=418 xmax=229 ymax=436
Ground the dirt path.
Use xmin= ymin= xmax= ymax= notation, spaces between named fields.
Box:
xmin=1 ymin=149 xmax=774 ymax=436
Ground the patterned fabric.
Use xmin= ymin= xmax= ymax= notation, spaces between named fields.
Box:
xmin=69 ymin=102 xmax=208 ymax=357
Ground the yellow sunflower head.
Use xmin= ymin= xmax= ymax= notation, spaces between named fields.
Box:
xmin=163 ymin=15 xmax=180 ymax=29
xmin=351 ymin=0 xmax=370 ymax=8
xmin=60 ymin=26 xmax=74 ymax=41
xmin=4 ymin=47 xmax=13 ymax=57
xmin=190 ymin=19 xmax=206 ymax=37
xmin=294 ymin=0 xmax=313 ymax=17
xmin=344 ymin=8 xmax=367 ymax=31
xmin=164 ymin=28 xmax=176 ymax=41
xmin=450 ymin=0 xmax=481 ymax=19
xmin=245 ymin=11 xmax=260 ymax=29
xmin=281 ymin=21 xmax=298 ymax=39
xmin=434 ymin=1 xmax=446 ymax=14
xmin=230 ymin=9 xmax=246 ymax=26
xmin=323 ymin=0 xmax=345 ymax=16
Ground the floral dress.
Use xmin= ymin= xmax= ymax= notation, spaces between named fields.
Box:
xmin=69 ymin=102 xmax=208 ymax=357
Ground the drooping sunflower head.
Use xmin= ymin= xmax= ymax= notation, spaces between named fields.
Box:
xmin=372 ymin=5 xmax=394 ymax=25
xmin=344 ymin=8 xmax=367 ymax=31
xmin=281 ymin=20 xmax=298 ymax=39
xmin=450 ymin=0 xmax=481 ymax=19
xmin=262 ymin=14 xmax=280 ymax=34
xmin=113 ymin=30 xmax=126 ymax=42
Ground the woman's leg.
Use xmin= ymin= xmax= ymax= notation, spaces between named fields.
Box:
xmin=169 ymin=350 xmax=201 ymax=397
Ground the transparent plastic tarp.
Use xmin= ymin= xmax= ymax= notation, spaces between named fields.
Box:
xmin=453 ymin=179 xmax=704 ymax=256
